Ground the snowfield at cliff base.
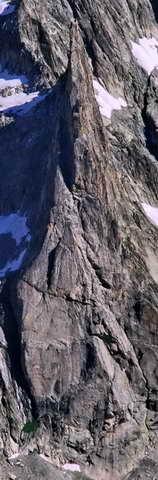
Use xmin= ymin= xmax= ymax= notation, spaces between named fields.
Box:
xmin=0 ymin=71 xmax=27 ymax=89
xmin=0 ymin=91 xmax=46 ymax=114
xmin=0 ymin=69 xmax=47 ymax=114
xmin=0 ymin=213 xmax=30 ymax=245
xmin=0 ymin=249 xmax=27 ymax=276
xmin=0 ymin=213 xmax=30 ymax=276
xmin=0 ymin=1 xmax=16 ymax=15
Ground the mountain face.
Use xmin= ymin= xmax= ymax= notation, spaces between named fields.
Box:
xmin=1 ymin=0 xmax=158 ymax=479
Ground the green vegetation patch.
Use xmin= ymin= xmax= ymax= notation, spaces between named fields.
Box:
xmin=22 ymin=419 xmax=39 ymax=434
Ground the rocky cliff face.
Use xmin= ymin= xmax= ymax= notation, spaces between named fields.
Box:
xmin=1 ymin=0 xmax=158 ymax=479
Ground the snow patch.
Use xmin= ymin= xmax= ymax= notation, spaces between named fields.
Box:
xmin=62 ymin=464 xmax=81 ymax=472
xmin=17 ymin=92 xmax=47 ymax=115
xmin=0 ymin=249 xmax=26 ymax=277
xmin=0 ymin=90 xmax=46 ymax=114
xmin=9 ymin=453 xmax=20 ymax=460
xmin=0 ymin=213 xmax=30 ymax=278
xmin=0 ymin=70 xmax=27 ymax=89
xmin=131 ymin=37 xmax=158 ymax=75
xmin=0 ymin=1 xmax=16 ymax=15
xmin=93 ymin=79 xmax=127 ymax=119
xmin=142 ymin=202 xmax=158 ymax=227
xmin=0 ymin=213 xmax=30 ymax=245
xmin=0 ymin=67 xmax=48 ymax=115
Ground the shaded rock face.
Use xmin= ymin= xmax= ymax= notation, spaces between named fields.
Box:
xmin=0 ymin=453 xmax=91 ymax=480
xmin=1 ymin=0 xmax=158 ymax=479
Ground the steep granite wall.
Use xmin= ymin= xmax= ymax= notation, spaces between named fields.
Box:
xmin=0 ymin=1 xmax=158 ymax=479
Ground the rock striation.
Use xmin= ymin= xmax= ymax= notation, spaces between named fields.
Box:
xmin=0 ymin=0 xmax=158 ymax=479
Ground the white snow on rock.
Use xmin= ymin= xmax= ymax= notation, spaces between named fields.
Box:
xmin=0 ymin=213 xmax=30 ymax=278
xmin=0 ymin=90 xmax=46 ymax=114
xmin=93 ymin=79 xmax=127 ymax=119
xmin=0 ymin=1 xmax=16 ymax=15
xmin=131 ymin=37 xmax=158 ymax=75
xmin=142 ymin=202 xmax=158 ymax=226
xmin=0 ymin=66 xmax=48 ymax=115
xmin=0 ymin=213 xmax=30 ymax=245
xmin=8 ymin=453 xmax=20 ymax=460
xmin=0 ymin=248 xmax=26 ymax=277
xmin=0 ymin=70 xmax=27 ymax=89
xmin=18 ymin=92 xmax=47 ymax=115
xmin=62 ymin=464 xmax=81 ymax=472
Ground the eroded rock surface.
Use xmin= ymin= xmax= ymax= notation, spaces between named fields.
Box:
xmin=0 ymin=453 xmax=92 ymax=480
xmin=0 ymin=0 xmax=158 ymax=479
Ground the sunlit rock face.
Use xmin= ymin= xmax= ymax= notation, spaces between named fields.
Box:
xmin=0 ymin=1 xmax=158 ymax=479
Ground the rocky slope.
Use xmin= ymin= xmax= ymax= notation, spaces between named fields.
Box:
xmin=0 ymin=0 xmax=158 ymax=479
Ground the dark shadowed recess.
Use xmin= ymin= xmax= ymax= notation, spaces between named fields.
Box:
xmin=0 ymin=4 xmax=40 ymax=80
xmin=47 ymin=242 xmax=59 ymax=289
xmin=150 ymin=0 xmax=158 ymax=22
xmin=141 ymin=77 xmax=158 ymax=161
xmin=59 ymin=105 xmax=75 ymax=190
xmin=1 ymin=280 xmax=38 ymax=418
xmin=58 ymin=74 xmax=76 ymax=191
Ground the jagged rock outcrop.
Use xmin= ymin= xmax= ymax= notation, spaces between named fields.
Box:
xmin=1 ymin=0 xmax=158 ymax=479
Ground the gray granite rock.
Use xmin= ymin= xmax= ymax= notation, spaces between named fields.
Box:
xmin=0 ymin=0 xmax=158 ymax=479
